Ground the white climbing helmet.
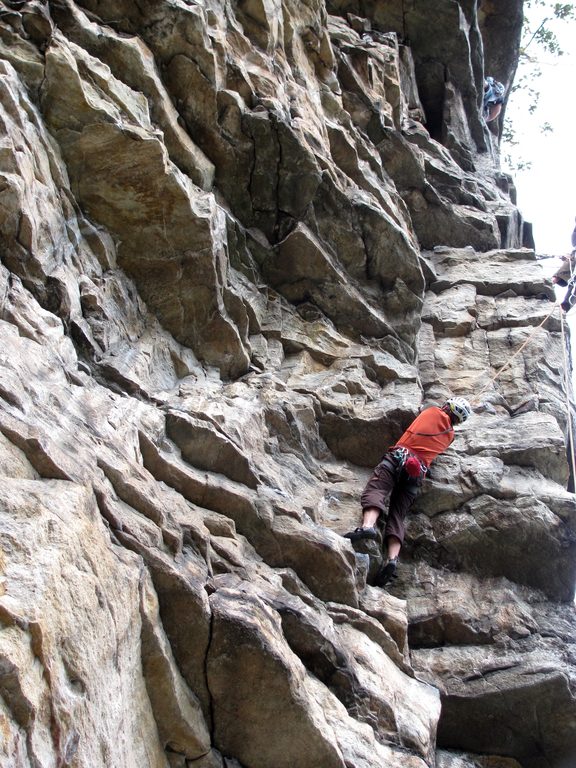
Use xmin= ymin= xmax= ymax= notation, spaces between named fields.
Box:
xmin=443 ymin=396 xmax=471 ymax=423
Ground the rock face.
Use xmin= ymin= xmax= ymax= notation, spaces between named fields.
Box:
xmin=0 ymin=2 xmax=574 ymax=768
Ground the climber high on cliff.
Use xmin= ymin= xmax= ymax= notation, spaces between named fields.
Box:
xmin=483 ymin=76 xmax=505 ymax=122
xmin=344 ymin=397 xmax=472 ymax=587
xmin=552 ymin=252 xmax=576 ymax=312
xmin=552 ymin=217 xmax=576 ymax=312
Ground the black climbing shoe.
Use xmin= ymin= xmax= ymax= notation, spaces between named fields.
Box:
xmin=374 ymin=558 xmax=398 ymax=587
xmin=344 ymin=526 xmax=379 ymax=542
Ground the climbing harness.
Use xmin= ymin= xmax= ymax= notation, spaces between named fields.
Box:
xmin=389 ymin=446 xmax=428 ymax=478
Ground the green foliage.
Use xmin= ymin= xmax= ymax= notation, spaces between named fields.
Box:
xmin=502 ymin=122 xmax=532 ymax=171
xmin=521 ymin=0 xmax=575 ymax=57
xmin=502 ymin=1 xmax=575 ymax=171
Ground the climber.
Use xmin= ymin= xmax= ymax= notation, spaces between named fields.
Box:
xmin=344 ymin=397 xmax=472 ymax=588
xmin=483 ymin=76 xmax=505 ymax=122
xmin=552 ymin=252 xmax=576 ymax=312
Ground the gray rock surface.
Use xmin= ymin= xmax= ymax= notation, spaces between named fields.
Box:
xmin=1 ymin=2 xmax=574 ymax=768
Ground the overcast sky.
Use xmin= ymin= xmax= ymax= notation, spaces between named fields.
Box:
xmin=501 ymin=7 xmax=576 ymax=382
xmin=503 ymin=10 xmax=576 ymax=257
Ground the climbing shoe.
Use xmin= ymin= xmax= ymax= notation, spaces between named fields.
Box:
xmin=374 ymin=558 xmax=398 ymax=587
xmin=344 ymin=526 xmax=379 ymax=542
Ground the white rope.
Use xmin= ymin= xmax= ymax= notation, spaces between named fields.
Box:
xmin=460 ymin=257 xmax=576 ymax=490
xmin=472 ymin=302 xmax=559 ymax=405
xmin=560 ymin=308 xmax=576 ymax=492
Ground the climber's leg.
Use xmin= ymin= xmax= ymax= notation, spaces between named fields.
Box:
xmin=373 ymin=481 xmax=420 ymax=587
xmin=344 ymin=456 xmax=396 ymax=541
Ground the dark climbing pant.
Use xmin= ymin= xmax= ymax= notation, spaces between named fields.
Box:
xmin=360 ymin=452 xmax=422 ymax=546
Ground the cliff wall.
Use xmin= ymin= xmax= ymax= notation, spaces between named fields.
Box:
xmin=0 ymin=2 xmax=575 ymax=767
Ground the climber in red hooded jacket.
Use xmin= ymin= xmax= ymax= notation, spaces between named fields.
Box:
xmin=344 ymin=397 xmax=471 ymax=587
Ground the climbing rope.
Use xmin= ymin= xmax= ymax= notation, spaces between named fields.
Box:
xmin=465 ymin=272 xmax=576 ymax=491
xmin=427 ymin=250 xmax=576 ymax=490
xmin=470 ymin=252 xmax=576 ymax=407
xmin=560 ymin=304 xmax=576 ymax=490
xmin=471 ymin=301 xmax=559 ymax=405
xmin=564 ymin=254 xmax=576 ymax=488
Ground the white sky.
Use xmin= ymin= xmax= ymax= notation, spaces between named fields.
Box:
xmin=503 ymin=10 xmax=576 ymax=257
xmin=502 ymin=7 xmax=576 ymax=361
xmin=500 ymin=6 xmax=576 ymax=406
